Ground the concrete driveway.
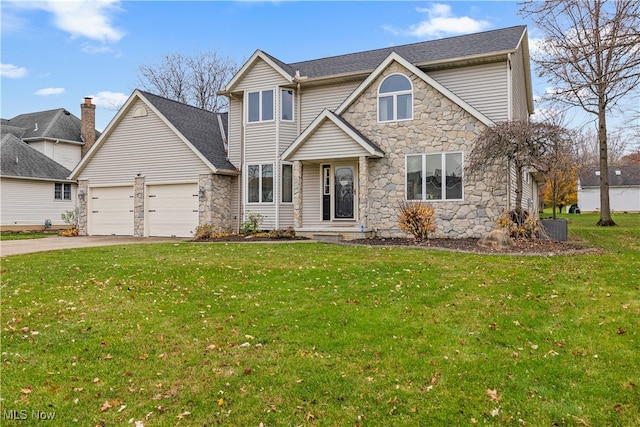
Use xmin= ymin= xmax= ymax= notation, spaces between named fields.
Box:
xmin=0 ymin=236 xmax=188 ymax=257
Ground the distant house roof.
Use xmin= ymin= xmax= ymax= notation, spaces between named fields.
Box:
xmin=138 ymin=90 xmax=236 ymax=172
xmin=1 ymin=133 xmax=72 ymax=181
xmin=1 ymin=108 xmax=100 ymax=143
xmin=579 ymin=166 xmax=640 ymax=187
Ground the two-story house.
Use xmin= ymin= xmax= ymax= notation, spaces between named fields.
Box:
xmin=219 ymin=25 xmax=536 ymax=239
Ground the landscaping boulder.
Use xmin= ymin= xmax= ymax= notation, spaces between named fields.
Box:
xmin=478 ymin=230 xmax=514 ymax=250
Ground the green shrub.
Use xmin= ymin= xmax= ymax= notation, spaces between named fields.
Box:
xmin=240 ymin=212 xmax=264 ymax=235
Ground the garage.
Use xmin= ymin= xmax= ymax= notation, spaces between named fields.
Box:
xmin=146 ymin=183 xmax=199 ymax=237
xmin=89 ymin=186 xmax=134 ymax=235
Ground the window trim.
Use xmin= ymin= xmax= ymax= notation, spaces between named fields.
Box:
xmin=246 ymin=89 xmax=275 ymax=123
xmin=405 ymin=152 xmax=464 ymax=202
xmin=247 ymin=163 xmax=275 ymax=204
xmin=280 ymin=88 xmax=295 ymax=122
xmin=378 ymin=73 xmax=413 ymax=123
xmin=54 ymin=182 xmax=72 ymax=201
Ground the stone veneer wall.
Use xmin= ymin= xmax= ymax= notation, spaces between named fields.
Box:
xmin=341 ymin=62 xmax=508 ymax=238
xmin=134 ymin=176 xmax=145 ymax=237
xmin=77 ymin=180 xmax=88 ymax=235
xmin=199 ymin=173 xmax=234 ymax=232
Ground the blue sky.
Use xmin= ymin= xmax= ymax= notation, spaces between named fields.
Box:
xmin=0 ymin=1 xmax=569 ymax=131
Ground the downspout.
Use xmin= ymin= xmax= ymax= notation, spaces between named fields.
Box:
xmin=275 ymin=85 xmax=280 ymax=230
xmin=507 ymin=53 xmax=513 ymax=120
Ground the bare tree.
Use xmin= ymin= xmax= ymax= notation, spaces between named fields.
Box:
xmin=520 ymin=0 xmax=640 ymax=226
xmin=467 ymin=120 xmax=566 ymax=215
xmin=136 ymin=50 xmax=238 ymax=112
xmin=573 ymin=127 xmax=629 ymax=168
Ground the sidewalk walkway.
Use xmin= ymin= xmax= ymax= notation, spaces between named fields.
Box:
xmin=0 ymin=236 xmax=187 ymax=257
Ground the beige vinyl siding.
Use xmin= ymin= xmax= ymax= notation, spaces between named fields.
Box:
xmin=279 ymin=204 xmax=294 ymax=227
xmin=0 ymin=177 xmax=76 ymax=227
xmin=233 ymin=58 xmax=290 ymax=92
xmin=510 ymin=46 xmax=530 ymax=121
xmin=287 ymin=121 xmax=371 ymax=161
xmin=245 ymin=123 xmax=277 ymax=163
xmin=300 ymin=81 xmax=361 ymax=130
xmin=228 ymin=98 xmax=242 ymax=166
xmin=27 ymin=140 xmax=81 ymax=170
xmin=279 ymin=121 xmax=298 ymax=155
xmin=300 ymin=163 xmax=323 ymax=228
xmin=76 ymin=100 xmax=212 ymax=185
xmin=245 ymin=203 xmax=277 ymax=230
xmin=429 ymin=62 xmax=508 ymax=123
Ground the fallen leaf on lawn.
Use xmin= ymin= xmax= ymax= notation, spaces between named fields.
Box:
xmin=245 ymin=334 xmax=254 ymax=340
xmin=139 ymin=354 xmax=149 ymax=360
xmin=296 ymin=379 xmax=304 ymax=384
xmin=486 ymin=388 xmax=500 ymax=402
xmin=93 ymin=378 xmax=100 ymax=383
xmin=490 ymin=408 xmax=499 ymax=417
xmin=117 ymin=404 xmax=126 ymax=413
xmin=177 ymin=411 xmax=191 ymax=420
xmin=617 ymin=327 xmax=625 ymax=335
xmin=218 ymin=398 xmax=224 ymax=406
xmin=100 ymin=400 xmax=112 ymax=411
xmin=21 ymin=387 xmax=32 ymax=394
xmin=243 ymin=368 xmax=252 ymax=375
xmin=103 ymin=354 xmax=113 ymax=360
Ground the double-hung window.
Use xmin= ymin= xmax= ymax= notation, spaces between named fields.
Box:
xmin=247 ymin=164 xmax=274 ymax=203
xmin=281 ymin=89 xmax=294 ymax=121
xmin=247 ymin=90 xmax=274 ymax=122
xmin=406 ymin=153 xmax=463 ymax=201
xmin=54 ymin=183 xmax=71 ymax=201
xmin=378 ymin=74 xmax=413 ymax=122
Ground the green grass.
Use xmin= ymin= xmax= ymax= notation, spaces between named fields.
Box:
xmin=1 ymin=214 xmax=638 ymax=425
xmin=0 ymin=232 xmax=56 ymax=241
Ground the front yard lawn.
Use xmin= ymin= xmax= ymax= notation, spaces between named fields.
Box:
xmin=1 ymin=214 xmax=638 ymax=425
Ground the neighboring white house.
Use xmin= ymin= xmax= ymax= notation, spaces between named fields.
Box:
xmin=578 ymin=166 xmax=640 ymax=213
xmin=0 ymin=99 xmax=99 ymax=231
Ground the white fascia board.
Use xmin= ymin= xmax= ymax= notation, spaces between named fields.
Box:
xmin=335 ymin=51 xmax=494 ymax=127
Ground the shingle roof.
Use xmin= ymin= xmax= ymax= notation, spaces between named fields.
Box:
xmin=285 ymin=25 xmax=526 ymax=79
xmin=579 ymin=165 xmax=640 ymax=187
xmin=2 ymin=108 xmax=99 ymax=142
xmin=138 ymin=90 xmax=236 ymax=171
xmin=1 ymin=133 xmax=72 ymax=180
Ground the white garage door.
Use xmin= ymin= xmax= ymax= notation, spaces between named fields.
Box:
xmin=89 ymin=186 xmax=134 ymax=235
xmin=147 ymin=183 xmax=199 ymax=237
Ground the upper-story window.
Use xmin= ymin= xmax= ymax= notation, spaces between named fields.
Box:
xmin=248 ymin=89 xmax=274 ymax=122
xmin=378 ymin=74 xmax=413 ymax=122
xmin=281 ymin=89 xmax=294 ymax=121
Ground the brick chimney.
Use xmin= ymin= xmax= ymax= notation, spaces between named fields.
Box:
xmin=80 ymin=97 xmax=96 ymax=157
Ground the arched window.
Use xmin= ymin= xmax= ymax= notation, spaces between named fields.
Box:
xmin=378 ymin=74 xmax=413 ymax=122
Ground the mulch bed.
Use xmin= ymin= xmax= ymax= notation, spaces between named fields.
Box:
xmin=195 ymin=234 xmax=596 ymax=255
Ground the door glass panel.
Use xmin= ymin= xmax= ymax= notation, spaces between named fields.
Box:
xmin=334 ymin=166 xmax=354 ymax=219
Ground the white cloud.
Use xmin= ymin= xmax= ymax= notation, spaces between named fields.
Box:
xmin=89 ymin=91 xmax=128 ymax=110
xmin=7 ymin=0 xmax=124 ymax=43
xmin=35 ymin=87 xmax=65 ymax=96
xmin=384 ymin=4 xmax=491 ymax=38
xmin=1 ymin=63 xmax=27 ymax=78
xmin=81 ymin=43 xmax=114 ymax=55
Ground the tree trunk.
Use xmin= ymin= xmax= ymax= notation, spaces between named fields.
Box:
xmin=597 ymin=99 xmax=616 ymax=226
xmin=515 ymin=164 xmax=523 ymax=212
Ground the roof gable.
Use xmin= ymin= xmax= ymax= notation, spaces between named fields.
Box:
xmin=282 ymin=109 xmax=384 ymax=161
xmin=1 ymin=134 xmax=72 ymax=181
xmin=71 ymin=90 xmax=236 ymax=178
xmin=335 ymin=52 xmax=494 ymax=127
xmin=221 ymin=50 xmax=294 ymax=93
